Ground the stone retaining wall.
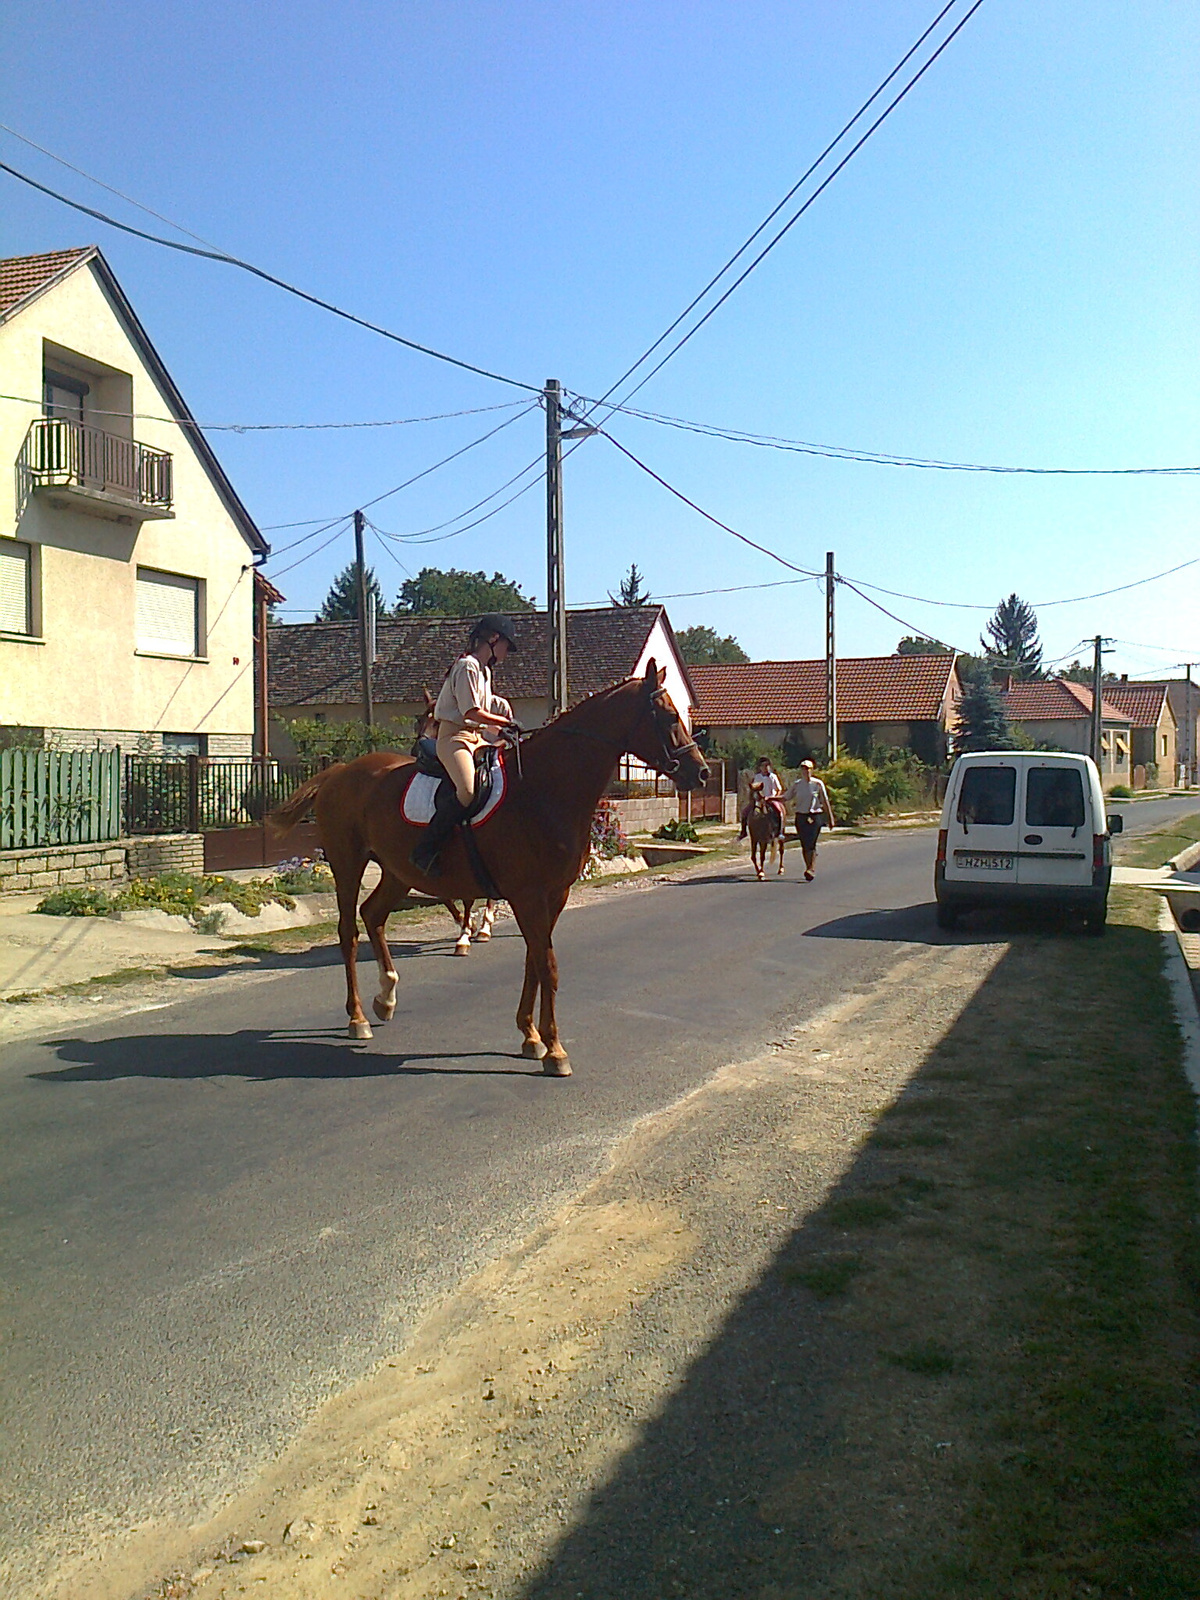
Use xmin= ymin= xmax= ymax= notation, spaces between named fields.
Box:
xmin=124 ymin=834 xmax=205 ymax=878
xmin=609 ymin=796 xmax=680 ymax=835
xmin=0 ymin=841 xmax=126 ymax=892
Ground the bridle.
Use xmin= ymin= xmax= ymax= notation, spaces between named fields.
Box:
xmin=560 ymin=681 xmax=703 ymax=777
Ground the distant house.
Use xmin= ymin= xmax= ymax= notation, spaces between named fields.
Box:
xmin=688 ymin=654 xmax=963 ymax=764
xmin=1102 ymin=680 xmax=1177 ymax=785
xmin=1105 ymin=676 xmax=1195 ymax=785
xmin=0 ymin=247 xmax=267 ymax=753
xmin=1001 ymin=679 xmax=1132 ymax=784
xmin=267 ymin=604 xmax=695 ymax=754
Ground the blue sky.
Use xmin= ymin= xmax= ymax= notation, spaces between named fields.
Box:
xmin=2 ymin=1 xmax=1196 ymax=676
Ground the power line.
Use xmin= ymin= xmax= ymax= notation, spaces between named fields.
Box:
xmin=0 ymin=390 xmax=529 ymax=432
xmin=366 ymin=463 xmax=544 ymax=545
xmin=0 ymin=159 xmax=541 ymax=394
xmin=844 ymin=558 xmax=1200 ymax=612
xmin=269 ymin=518 xmax=352 ymax=578
xmin=599 ymin=428 xmax=821 ymax=578
xmin=583 ymin=397 xmax=1200 ymax=476
xmin=594 ymin=0 xmax=987 ymax=414
xmin=581 ymin=0 xmax=973 ymax=417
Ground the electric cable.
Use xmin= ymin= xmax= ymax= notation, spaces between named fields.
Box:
xmin=0 ymin=159 xmax=541 ymax=394
xmin=580 ymin=398 xmax=1200 ymax=476
xmin=269 ymin=518 xmax=353 ymax=578
xmin=0 ymin=390 xmax=528 ymax=432
xmin=581 ymin=0 xmax=977 ymax=417
xmin=843 ymin=558 xmax=1200 ymax=612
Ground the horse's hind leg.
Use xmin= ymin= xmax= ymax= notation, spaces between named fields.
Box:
xmin=328 ymin=840 xmax=371 ymax=1039
xmin=454 ymin=899 xmax=475 ymax=956
xmin=361 ymin=871 xmax=409 ymax=1021
xmin=473 ymin=900 xmax=497 ymax=941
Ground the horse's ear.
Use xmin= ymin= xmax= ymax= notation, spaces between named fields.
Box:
xmin=423 ymin=687 xmax=435 ymax=710
xmin=656 ymin=663 xmax=667 ymax=688
xmin=643 ymin=658 xmax=658 ymax=687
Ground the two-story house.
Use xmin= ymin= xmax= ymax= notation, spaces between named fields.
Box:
xmin=0 ymin=247 xmax=267 ymax=754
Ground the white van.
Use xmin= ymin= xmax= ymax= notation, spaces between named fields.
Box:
xmin=934 ymin=752 xmax=1122 ymax=934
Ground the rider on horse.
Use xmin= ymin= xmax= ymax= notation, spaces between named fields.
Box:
xmin=739 ymin=755 xmax=786 ymax=839
xmin=410 ymin=613 xmax=520 ymax=875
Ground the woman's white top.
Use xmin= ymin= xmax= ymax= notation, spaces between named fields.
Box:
xmin=434 ymin=654 xmax=492 ymax=727
xmin=751 ymin=771 xmax=783 ymax=800
xmin=786 ymin=776 xmax=830 ymax=816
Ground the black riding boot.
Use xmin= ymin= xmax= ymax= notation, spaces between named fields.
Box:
xmin=410 ymin=784 xmax=470 ymax=876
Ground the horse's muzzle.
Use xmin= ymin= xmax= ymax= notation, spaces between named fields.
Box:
xmin=676 ymin=762 xmax=710 ymax=792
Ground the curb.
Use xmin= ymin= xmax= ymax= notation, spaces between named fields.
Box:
xmin=1157 ymin=901 xmax=1200 ymax=1147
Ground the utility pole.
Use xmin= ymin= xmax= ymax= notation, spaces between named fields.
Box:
xmin=1089 ymin=634 xmax=1103 ymax=769
xmin=545 ymin=379 xmax=567 ymax=718
xmin=353 ymin=509 xmax=374 ymax=727
xmin=825 ymin=551 xmax=837 ymax=764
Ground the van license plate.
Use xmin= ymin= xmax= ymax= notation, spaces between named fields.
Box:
xmin=956 ymin=853 xmax=1013 ymax=870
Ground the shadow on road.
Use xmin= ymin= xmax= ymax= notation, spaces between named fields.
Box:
xmin=27 ymin=1032 xmax=548 ymax=1083
xmin=805 ymin=902 xmax=1103 ymax=945
xmin=512 ymin=917 xmax=1196 ymax=1599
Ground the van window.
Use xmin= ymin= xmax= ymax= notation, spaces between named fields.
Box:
xmin=956 ymin=765 xmax=1015 ymax=826
xmin=1026 ymin=767 xmax=1085 ymax=829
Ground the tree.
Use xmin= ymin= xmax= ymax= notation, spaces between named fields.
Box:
xmin=393 ymin=567 xmax=534 ymax=616
xmin=609 ymin=563 xmax=651 ymax=606
xmin=981 ymin=593 xmax=1043 ymax=679
xmin=896 ymin=635 xmax=952 ymax=655
xmin=677 ymin=624 xmax=750 ymax=665
xmin=954 ymin=664 xmax=1016 ymax=753
xmin=317 ymin=564 xmax=386 ymax=622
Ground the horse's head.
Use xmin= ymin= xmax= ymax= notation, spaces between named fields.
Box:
xmin=415 ymin=688 xmax=437 ymax=740
xmin=626 ymin=661 xmax=710 ymax=793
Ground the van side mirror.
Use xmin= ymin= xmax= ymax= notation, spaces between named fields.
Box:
xmin=1107 ymin=814 xmax=1124 ymax=834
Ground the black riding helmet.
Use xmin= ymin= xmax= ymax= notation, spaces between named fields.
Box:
xmin=470 ymin=613 xmax=520 ymax=653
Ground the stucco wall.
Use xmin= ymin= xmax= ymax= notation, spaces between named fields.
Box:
xmin=0 ymin=262 xmax=256 ymax=742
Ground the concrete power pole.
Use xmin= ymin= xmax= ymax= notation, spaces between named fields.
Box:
xmin=353 ymin=509 xmax=374 ymax=727
xmin=825 ymin=551 xmax=837 ymax=764
xmin=1089 ymin=634 xmax=1103 ymax=769
xmin=545 ymin=379 xmax=567 ymax=718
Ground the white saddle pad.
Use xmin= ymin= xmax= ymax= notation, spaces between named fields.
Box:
xmin=401 ymin=755 xmax=507 ymax=827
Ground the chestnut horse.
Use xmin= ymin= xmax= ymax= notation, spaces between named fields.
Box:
xmin=270 ymin=662 xmax=707 ymax=1075
xmin=748 ymin=797 xmax=786 ymax=880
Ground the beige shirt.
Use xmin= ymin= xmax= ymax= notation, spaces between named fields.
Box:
xmin=434 ymin=654 xmax=492 ymax=728
xmin=786 ymin=776 xmax=831 ymax=816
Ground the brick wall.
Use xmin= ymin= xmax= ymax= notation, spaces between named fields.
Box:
xmin=0 ymin=841 xmax=126 ymax=893
xmin=124 ymin=834 xmax=204 ymax=877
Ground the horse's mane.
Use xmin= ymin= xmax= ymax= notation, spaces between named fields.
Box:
xmin=517 ymin=676 xmax=639 ymax=750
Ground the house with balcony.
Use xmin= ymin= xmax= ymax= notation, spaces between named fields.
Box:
xmin=0 ymin=247 xmax=267 ymax=754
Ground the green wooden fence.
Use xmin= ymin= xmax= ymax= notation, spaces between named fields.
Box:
xmin=0 ymin=748 xmax=122 ymax=851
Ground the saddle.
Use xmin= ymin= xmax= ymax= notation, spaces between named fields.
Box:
xmin=414 ymin=737 xmax=501 ymax=821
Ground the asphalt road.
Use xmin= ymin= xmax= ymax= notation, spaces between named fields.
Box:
xmin=0 ymin=797 xmax=1193 ymax=1590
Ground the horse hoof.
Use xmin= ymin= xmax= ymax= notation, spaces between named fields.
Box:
xmin=454 ymin=941 xmax=471 ymax=957
xmin=372 ymin=999 xmax=396 ymax=1021
xmin=542 ymin=1057 xmax=572 ymax=1077
xmin=475 ymin=929 xmax=491 ymax=941
xmin=521 ymin=1039 xmax=548 ymax=1060
xmin=349 ymin=1020 xmax=372 ymax=1041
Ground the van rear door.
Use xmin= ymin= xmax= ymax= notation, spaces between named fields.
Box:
xmin=1017 ymin=760 xmax=1092 ymax=886
xmin=944 ymin=761 xmax=1020 ymax=888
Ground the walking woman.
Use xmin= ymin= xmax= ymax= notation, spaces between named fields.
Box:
xmin=410 ymin=614 xmax=519 ymax=875
xmin=785 ymin=759 xmax=835 ymax=881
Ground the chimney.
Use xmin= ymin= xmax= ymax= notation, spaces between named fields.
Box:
xmin=1121 ymin=673 xmax=1128 ymax=682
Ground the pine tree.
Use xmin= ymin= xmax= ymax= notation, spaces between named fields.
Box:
xmin=610 ymin=563 xmax=651 ymax=606
xmin=981 ymin=594 xmax=1042 ymax=679
xmin=317 ymin=563 xmax=386 ymax=622
xmin=954 ymin=665 xmax=1016 ymax=753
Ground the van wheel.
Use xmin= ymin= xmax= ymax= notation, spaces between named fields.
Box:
xmin=936 ymin=902 xmax=958 ymax=930
xmin=1084 ymin=911 xmax=1107 ymax=937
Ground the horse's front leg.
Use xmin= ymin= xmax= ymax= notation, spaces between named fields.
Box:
xmin=332 ymin=850 xmax=371 ymax=1039
xmin=516 ymin=945 xmax=545 ymax=1060
xmin=361 ymin=872 xmax=408 ymax=1021
xmin=454 ymin=899 xmax=475 ymax=957
xmin=513 ymin=891 xmax=571 ymax=1076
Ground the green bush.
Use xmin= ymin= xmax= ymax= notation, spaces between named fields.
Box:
xmin=713 ymin=733 xmax=777 ymax=773
xmin=654 ymin=817 xmax=700 ymax=842
xmin=279 ymin=716 xmax=413 ymax=761
xmin=820 ymin=757 xmax=880 ymax=824
xmin=1108 ymin=784 xmax=1134 ymax=799
xmin=36 ymin=886 xmax=112 ymax=917
xmin=270 ymin=857 xmax=334 ymax=894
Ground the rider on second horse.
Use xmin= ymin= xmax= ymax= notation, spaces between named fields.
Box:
xmin=410 ymin=613 xmax=520 ymax=875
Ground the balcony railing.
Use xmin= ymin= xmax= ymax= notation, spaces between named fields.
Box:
xmin=18 ymin=417 xmax=173 ymax=517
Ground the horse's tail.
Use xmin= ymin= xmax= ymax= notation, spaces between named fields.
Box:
xmin=268 ymin=765 xmax=339 ymax=840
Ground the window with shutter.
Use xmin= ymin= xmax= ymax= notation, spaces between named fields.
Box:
xmin=136 ymin=568 xmax=199 ymax=656
xmin=0 ymin=542 xmax=32 ymax=635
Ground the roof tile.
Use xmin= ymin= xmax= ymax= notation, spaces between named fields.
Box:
xmin=0 ymin=248 xmax=94 ymax=319
xmin=688 ymin=655 xmax=958 ymax=725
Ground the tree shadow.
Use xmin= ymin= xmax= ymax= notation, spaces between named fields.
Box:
xmin=28 ymin=1031 xmax=548 ymax=1083
xmin=514 ymin=918 xmax=1196 ymax=1598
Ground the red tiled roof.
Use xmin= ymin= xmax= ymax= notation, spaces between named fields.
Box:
xmin=1101 ymin=683 xmax=1171 ymax=729
xmin=0 ymin=247 xmax=94 ymax=319
xmin=1002 ymin=678 xmax=1127 ymax=723
xmin=269 ymin=606 xmax=667 ymax=708
xmin=688 ymin=655 xmax=958 ymax=726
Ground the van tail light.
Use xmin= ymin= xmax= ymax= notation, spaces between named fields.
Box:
xmin=936 ymin=829 xmax=948 ymax=866
xmin=1092 ymin=834 xmax=1105 ymax=873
